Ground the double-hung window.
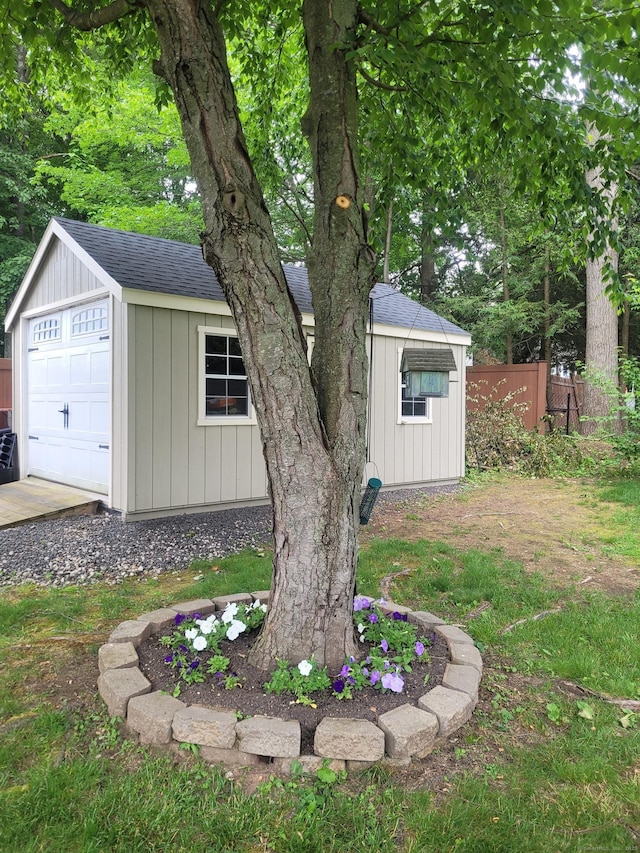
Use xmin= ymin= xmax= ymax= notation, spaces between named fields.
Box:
xmin=198 ymin=327 xmax=256 ymax=425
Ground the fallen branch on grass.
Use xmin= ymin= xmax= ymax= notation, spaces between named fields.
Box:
xmin=499 ymin=608 xmax=563 ymax=634
xmin=379 ymin=567 xmax=414 ymax=600
xmin=558 ymin=679 xmax=640 ymax=711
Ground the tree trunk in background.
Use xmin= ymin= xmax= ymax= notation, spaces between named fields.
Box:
xmin=420 ymin=192 xmax=437 ymax=304
xmin=146 ymin=0 xmax=374 ymax=672
xmin=499 ymin=200 xmax=513 ymax=364
xmin=582 ymin=147 xmax=619 ymax=436
xmin=543 ymin=244 xmax=553 ymax=410
xmin=383 ymin=197 xmax=393 ymax=283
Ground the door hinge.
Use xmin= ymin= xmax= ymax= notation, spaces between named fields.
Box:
xmin=28 ymin=347 xmax=39 ymax=352
xmin=99 ymin=335 xmax=110 ymax=341
xmin=98 ymin=444 xmax=109 ymax=450
xmin=28 ymin=435 xmax=39 ymax=440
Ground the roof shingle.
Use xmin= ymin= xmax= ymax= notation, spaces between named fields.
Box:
xmin=55 ymin=217 xmax=468 ymax=337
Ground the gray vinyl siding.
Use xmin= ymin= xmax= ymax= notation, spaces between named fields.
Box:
xmin=21 ymin=239 xmax=104 ymax=313
xmin=125 ymin=304 xmax=268 ymax=515
xmin=368 ymin=335 xmax=466 ymax=488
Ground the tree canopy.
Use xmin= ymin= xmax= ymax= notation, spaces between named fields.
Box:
xmin=1 ymin=0 xmax=640 ymax=667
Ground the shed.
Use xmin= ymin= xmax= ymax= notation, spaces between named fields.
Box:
xmin=5 ymin=218 xmax=471 ymax=520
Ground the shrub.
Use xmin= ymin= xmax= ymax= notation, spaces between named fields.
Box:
xmin=466 ymin=379 xmax=586 ymax=476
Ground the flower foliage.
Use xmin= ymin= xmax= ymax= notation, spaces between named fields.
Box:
xmin=265 ymin=597 xmax=431 ymax=701
xmin=159 ymin=596 xmax=430 ymax=702
xmin=160 ymin=600 xmax=267 ymax=691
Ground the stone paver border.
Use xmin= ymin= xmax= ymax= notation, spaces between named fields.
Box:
xmin=97 ymin=593 xmax=482 ymax=776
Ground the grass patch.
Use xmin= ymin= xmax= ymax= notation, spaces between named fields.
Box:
xmin=1 ymin=478 xmax=639 ymax=852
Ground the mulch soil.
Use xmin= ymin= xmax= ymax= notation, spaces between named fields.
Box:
xmin=137 ymin=629 xmax=449 ymax=755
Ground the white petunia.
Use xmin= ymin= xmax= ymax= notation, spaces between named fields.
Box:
xmin=192 ymin=635 xmax=207 ymax=651
xmin=226 ymin=619 xmax=247 ymax=641
xmin=357 ymin=623 xmax=365 ymax=633
xmin=221 ymin=602 xmax=239 ymax=624
xmin=197 ymin=615 xmax=217 ymax=635
xmin=184 ymin=627 xmax=198 ymax=641
xmin=297 ymin=659 xmax=313 ymax=677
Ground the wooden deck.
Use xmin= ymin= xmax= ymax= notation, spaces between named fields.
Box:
xmin=0 ymin=479 xmax=102 ymax=529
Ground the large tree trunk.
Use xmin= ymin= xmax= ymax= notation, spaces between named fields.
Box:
xmin=145 ymin=0 xmax=374 ymax=672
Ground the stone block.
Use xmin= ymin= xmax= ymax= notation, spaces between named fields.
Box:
xmin=443 ymin=663 xmax=481 ymax=700
xmin=449 ymin=642 xmax=483 ymax=674
xmin=407 ymin=610 xmax=446 ymax=631
xmin=108 ymin=619 xmax=151 ymax=647
xmin=250 ymin=590 xmax=271 ymax=606
xmin=171 ymin=598 xmax=216 ymax=617
xmin=418 ymin=685 xmax=475 ymax=742
xmin=212 ymin=593 xmax=253 ymax=610
xmin=314 ymin=718 xmax=385 ymax=762
xmin=377 ymin=703 xmax=439 ymax=759
xmin=172 ymin=705 xmax=237 ymax=749
xmin=137 ymin=608 xmax=180 ymax=634
xmin=127 ymin=691 xmax=186 ymax=745
xmin=98 ymin=667 xmax=151 ymax=717
xmin=236 ymin=716 xmax=301 ymax=758
xmin=379 ymin=602 xmax=412 ymax=617
xmin=98 ymin=642 xmax=138 ymax=674
xmin=434 ymin=624 xmax=475 ymax=646
xmin=199 ymin=745 xmax=262 ymax=768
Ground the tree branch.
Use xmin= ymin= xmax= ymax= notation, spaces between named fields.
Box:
xmin=358 ymin=66 xmax=408 ymax=92
xmin=48 ymin=0 xmax=142 ymax=31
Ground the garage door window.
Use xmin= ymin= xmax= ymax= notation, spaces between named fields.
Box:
xmin=32 ymin=317 xmax=61 ymax=343
xmin=71 ymin=306 xmax=108 ymax=336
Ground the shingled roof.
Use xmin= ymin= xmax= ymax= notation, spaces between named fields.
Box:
xmin=55 ymin=217 xmax=468 ymax=337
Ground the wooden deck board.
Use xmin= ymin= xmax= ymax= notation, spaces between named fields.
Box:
xmin=0 ymin=479 xmax=102 ymax=528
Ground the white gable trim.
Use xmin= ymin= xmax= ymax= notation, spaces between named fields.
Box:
xmin=370 ymin=321 xmax=471 ymax=346
xmin=5 ymin=219 xmax=123 ymax=329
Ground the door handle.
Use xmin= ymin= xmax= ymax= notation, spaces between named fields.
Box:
xmin=58 ymin=404 xmax=69 ymax=429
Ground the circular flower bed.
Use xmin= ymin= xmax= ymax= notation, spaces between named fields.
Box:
xmin=98 ymin=592 xmax=483 ymax=775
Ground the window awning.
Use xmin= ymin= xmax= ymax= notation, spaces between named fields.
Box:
xmin=400 ymin=348 xmax=457 ymax=373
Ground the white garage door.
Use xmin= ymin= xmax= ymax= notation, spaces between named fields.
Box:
xmin=27 ymin=301 xmax=110 ymax=494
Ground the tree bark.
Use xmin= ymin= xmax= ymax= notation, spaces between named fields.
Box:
xmin=142 ymin=0 xmax=373 ymax=671
xmin=543 ymin=243 xmax=552 ymax=410
xmin=582 ymin=149 xmax=619 ymax=436
xmin=499 ymin=198 xmax=513 ymax=364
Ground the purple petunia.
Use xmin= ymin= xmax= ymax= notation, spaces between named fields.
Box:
xmin=174 ymin=614 xmax=187 ymax=626
xmin=415 ymin=641 xmax=425 ymax=656
xmin=333 ymin=678 xmax=345 ymax=694
xmin=370 ymin=670 xmax=381 ymax=686
xmin=380 ymin=638 xmax=389 ymax=653
xmin=392 ymin=611 xmax=407 ymax=621
xmin=164 ymin=654 xmax=174 ymax=664
xmin=340 ymin=664 xmax=350 ymax=677
xmin=179 ymin=644 xmax=188 ymax=653
xmin=368 ymin=613 xmax=378 ymax=623
xmin=381 ymin=671 xmax=404 ymax=693
xmin=353 ymin=596 xmax=372 ymax=611
xmin=189 ymin=660 xmax=200 ymax=670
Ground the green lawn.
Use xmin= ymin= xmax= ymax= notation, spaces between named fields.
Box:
xmin=0 ymin=474 xmax=638 ymax=852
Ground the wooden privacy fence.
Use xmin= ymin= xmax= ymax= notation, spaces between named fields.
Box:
xmin=0 ymin=359 xmax=11 ymax=430
xmin=466 ymin=363 xmax=585 ymax=433
xmin=466 ymin=363 xmax=547 ymax=431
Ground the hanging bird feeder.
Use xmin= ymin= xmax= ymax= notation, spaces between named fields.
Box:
xmin=359 ymin=477 xmax=382 ymax=525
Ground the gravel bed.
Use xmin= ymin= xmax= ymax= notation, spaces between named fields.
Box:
xmin=0 ymin=484 xmax=460 ymax=589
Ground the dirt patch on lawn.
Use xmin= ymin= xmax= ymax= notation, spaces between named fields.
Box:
xmin=363 ymin=477 xmax=639 ymax=597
